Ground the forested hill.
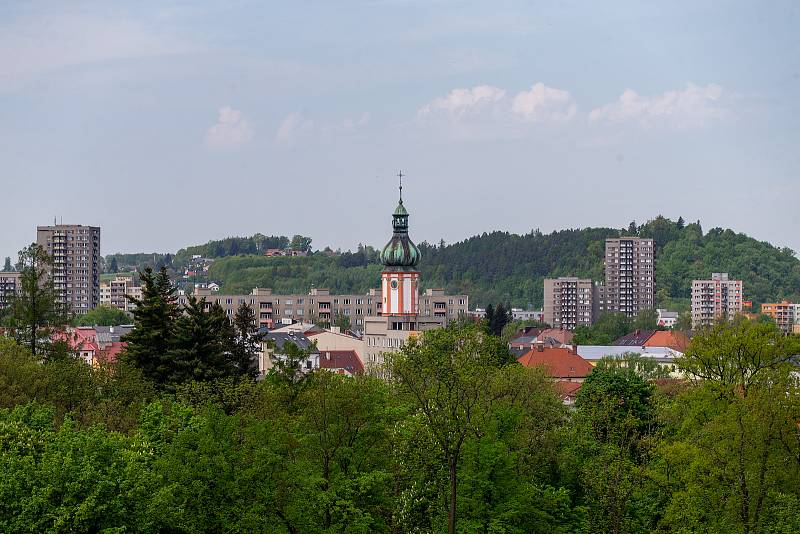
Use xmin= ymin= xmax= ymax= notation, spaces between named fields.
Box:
xmin=200 ymin=217 xmax=800 ymax=310
xmin=419 ymin=217 xmax=800 ymax=309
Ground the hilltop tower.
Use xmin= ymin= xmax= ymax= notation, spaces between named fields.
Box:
xmin=379 ymin=176 xmax=421 ymax=316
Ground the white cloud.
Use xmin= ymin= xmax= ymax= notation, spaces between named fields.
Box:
xmin=275 ymin=112 xmax=370 ymax=145
xmin=204 ymin=106 xmax=254 ymax=150
xmin=511 ymin=83 xmax=577 ymax=121
xmin=589 ymin=83 xmax=729 ymax=127
xmin=275 ymin=112 xmax=315 ymax=144
xmin=417 ymin=85 xmax=506 ymax=118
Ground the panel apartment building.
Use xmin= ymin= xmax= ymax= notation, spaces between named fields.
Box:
xmin=0 ymin=271 xmax=21 ymax=310
xmin=99 ymin=275 xmax=143 ymax=313
xmin=691 ymin=273 xmax=743 ymax=327
xmin=604 ymin=237 xmax=655 ymax=317
xmin=543 ymin=277 xmax=599 ymax=330
xmin=187 ymin=286 xmax=468 ymax=331
xmin=760 ymin=301 xmax=799 ymax=333
xmin=37 ymin=224 xmax=101 ymax=315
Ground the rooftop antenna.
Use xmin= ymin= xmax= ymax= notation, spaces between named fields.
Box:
xmin=397 ymin=170 xmax=404 ymax=202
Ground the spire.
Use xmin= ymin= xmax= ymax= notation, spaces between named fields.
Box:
xmin=398 ymin=170 xmax=404 ymax=203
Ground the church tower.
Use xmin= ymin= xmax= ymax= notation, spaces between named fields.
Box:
xmin=379 ymin=173 xmax=421 ymax=316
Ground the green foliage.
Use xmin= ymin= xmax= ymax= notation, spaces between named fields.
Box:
xmin=121 ymin=267 xmax=181 ymax=387
xmin=1 ymin=320 xmax=799 ymax=533
xmin=632 ymin=308 xmax=659 ymax=331
xmin=573 ymin=312 xmax=632 ymax=345
xmin=173 ymin=233 xmax=291 ymax=265
xmin=4 ymin=244 xmax=70 ymax=358
xmin=72 ymin=305 xmax=130 ymax=327
xmin=2 ymin=257 xmax=11 ymax=271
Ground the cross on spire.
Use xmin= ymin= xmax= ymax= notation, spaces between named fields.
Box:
xmin=397 ymin=170 xmax=404 ymax=202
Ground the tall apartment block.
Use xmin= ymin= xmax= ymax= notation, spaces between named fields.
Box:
xmin=604 ymin=237 xmax=655 ymax=317
xmin=691 ymin=273 xmax=743 ymax=327
xmin=0 ymin=271 xmax=21 ymax=310
xmin=37 ymin=224 xmax=101 ymax=315
xmin=543 ymin=277 xmax=598 ymax=330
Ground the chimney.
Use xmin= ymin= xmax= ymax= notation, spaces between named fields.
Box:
xmin=571 ymin=344 xmax=577 ymax=354
xmin=537 ymin=344 xmax=544 ymax=352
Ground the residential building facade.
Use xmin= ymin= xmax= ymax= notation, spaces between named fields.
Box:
xmin=99 ymin=276 xmax=142 ymax=313
xmin=37 ymin=224 xmax=101 ymax=315
xmin=603 ymin=237 xmax=655 ymax=317
xmin=186 ymin=286 xmax=468 ymax=330
xmin=543 ymin=277 xmax=598 ymax=330
xmin=760 ymin=301 xmax=799 ymax=333
xmin=0 ymin=271 xmax=21 ymax=310
xmin=691 ymin=273 xmax=743 ymax=327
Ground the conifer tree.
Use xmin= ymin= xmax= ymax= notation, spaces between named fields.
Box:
xmin=230 ymin=302 xmax=262 ymax=378
xmin=6 ymin=244 xmax=70 ymax=358
xmin=170 ymin=298 xmax=236 ymax=385
xmin=2 ymin=256 xmax=12 ymax=271
xmin=121 ymin=267 xmax=180 ymax=386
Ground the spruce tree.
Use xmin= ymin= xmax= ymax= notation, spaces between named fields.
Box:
xmin=6 ymin=244 xmax=70 ymax=358
xmin=170 ymin=298 xmax=236 ymax=385
xmin=230 ymin=302 xmax=262 ymax=378
xmin=121 ymin=267 xmax=180 ymax=386
xmin=2 ymin=256 xmax=11 ymax=271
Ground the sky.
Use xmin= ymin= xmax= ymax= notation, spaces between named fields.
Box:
xmin=1 ymin=0 xmax=799 ymax=259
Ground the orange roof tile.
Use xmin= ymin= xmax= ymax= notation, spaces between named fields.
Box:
xmin=643 ymin=330 xmax=690 ymax=352
xmin=517 ymin=346 xmax=593 ymax=379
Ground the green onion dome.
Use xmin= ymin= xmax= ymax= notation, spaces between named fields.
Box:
xmin=380 ymin=199 xmax=421 ymax=268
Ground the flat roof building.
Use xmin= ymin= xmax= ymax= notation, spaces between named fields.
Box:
xmin=37 ymin=224 xmax=101 ymax=315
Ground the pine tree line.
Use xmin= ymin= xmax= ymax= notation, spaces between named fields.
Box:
xmin=121 ymin=267 xmax=262 ymax=390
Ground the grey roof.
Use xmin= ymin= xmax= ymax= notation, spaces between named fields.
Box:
xmin=263 ymin=331 xmax=319 ymax=354
xmin=576 ymin=345 xmax=682 ymax=363
xmin=94 ymin=325 xmax=133 ymax=343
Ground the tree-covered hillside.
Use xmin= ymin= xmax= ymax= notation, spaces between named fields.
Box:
xmin=107 ymin=217 xmax=800 ymax=308
xmin=419 ymin=217 xmax=800 ymax=308
xmin=203 ymin=217 xmax=800 ymax=309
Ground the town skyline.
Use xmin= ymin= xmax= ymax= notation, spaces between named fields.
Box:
xmin=1 ymin=1 xmax=799 ymax=258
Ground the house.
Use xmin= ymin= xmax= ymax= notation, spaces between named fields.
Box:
xmin=643 ymin=330 xmax=690 ymax=352
xmin=509 ymin=328 xmax=573 ymax=356
xmin=613 ymin=329 xmax=657 ymax=346
xmin=657 ymin=309 xmax=679 ymax=328
xmin=575 ymin=345 xmax=684 ymax=376
xmin=318 ymin=350 xmax=364 ymax=376
xmin=517 ymin=345 xmax=594 ymax=403
xmin=55 ymin=325 xmax=130 ymax=367
xmin=260 ymin=331 xmax=320 ymax=376
xmin=307 ymin=328 xmax=366 ymax=363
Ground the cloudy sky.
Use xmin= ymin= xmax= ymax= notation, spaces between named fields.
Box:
xmin=1 ymin=1 xmax=798 ymax=258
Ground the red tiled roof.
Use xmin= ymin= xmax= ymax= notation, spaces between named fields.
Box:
xmin=319 ymin=350 xmax=364 ymax=375
xmin=555 ymin=380 xmax=582 ymax=399
xmin=517 ymin=346 xmax=593 ymax=379
xmin=643 ymin=330 xmax=690 ymax=352
xmin=536 ymin=329 xmax=574 ymax=345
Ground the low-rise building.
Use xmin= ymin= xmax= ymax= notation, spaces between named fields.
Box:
xmin=657 ymin=309 xmax=679 ymax=328
xmin=517 ymin=345 xmax=594 ymax=404
xmin=260 ymin=331 xmax=320 ymax=376
xmin=318 ymin=350 xmax=364 ymax=376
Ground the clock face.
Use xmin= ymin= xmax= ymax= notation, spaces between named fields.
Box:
xmin=390 ymin=279 xmax=398 ymax=290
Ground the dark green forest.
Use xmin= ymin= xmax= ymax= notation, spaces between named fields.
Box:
xmin=195 ymin=217 xmax=800 ymax=309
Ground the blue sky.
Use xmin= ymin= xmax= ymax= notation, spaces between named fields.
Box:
xmin=1 ymin=0 xmax=798 ymax=258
